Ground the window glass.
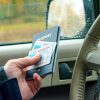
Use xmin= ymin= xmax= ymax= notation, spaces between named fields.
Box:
xmin=0 ymin=0 xmax=47 ymax=44
xmin=47 ymin=0 xmax=94 ymax=39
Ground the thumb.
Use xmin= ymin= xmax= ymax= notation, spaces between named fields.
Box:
xmin=14 ymin=54 xmax=41 ymax=69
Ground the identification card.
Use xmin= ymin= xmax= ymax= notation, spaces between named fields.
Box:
xmin=28 ymin=40 xmax=56 ymax=68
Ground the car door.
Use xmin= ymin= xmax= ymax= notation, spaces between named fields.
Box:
xmin=0 ymin=0 xmax=99 ymax=100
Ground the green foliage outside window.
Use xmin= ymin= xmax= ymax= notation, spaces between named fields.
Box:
xmin=0 ymin=0 xmax=47 ymax=43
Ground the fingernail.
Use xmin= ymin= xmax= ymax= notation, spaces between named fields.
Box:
xmin=34 ymin=73 xmax=40 ymax=80
xmin=35 ymin=53 xmax=41 ymax=58
xmin=28 ymin=51 xmax=36 ymax=58
xmin=28 ymin=51 xmax=41 ymax=58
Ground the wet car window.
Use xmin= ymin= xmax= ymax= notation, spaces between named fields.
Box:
xmin=47 ymin=0 xmax=94 ymax=39
xmin=0 ymin=0 xmax=94 ymax=44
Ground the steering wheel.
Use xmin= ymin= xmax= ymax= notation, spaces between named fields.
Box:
xmin=70 ymin=14 xmax=100 ymax=100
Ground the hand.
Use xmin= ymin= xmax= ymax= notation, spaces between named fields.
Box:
xmin=4 ymin=54 xmax=42 ymax=100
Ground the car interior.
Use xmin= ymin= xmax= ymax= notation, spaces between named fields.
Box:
xmin=0 ymin=0 xmax=100 ymax=100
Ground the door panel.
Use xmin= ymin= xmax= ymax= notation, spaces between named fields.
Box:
xmin=0 ymin=39 xmax=97 ymax=88
xmin=52 ymin=39 xmax=97 ymax=86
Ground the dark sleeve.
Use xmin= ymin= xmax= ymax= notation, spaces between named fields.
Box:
xmin=0 ymin=78 xmax=22 ymax=100
xmin=0 ymin=67 xmax=8 ymax=83
xmin=0 ymin=67 xmax=22 ymax=100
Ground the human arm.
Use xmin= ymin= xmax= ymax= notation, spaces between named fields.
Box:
xmin=2 ymin=54 xmax=42 ymax=100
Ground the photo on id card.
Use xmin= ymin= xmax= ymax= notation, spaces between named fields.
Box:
xmin=25 ymin=26 xmax=60 ymax=80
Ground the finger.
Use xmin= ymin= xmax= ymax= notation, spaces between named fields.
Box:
xmin=27 ymin=73 xmax=42 ymax=95
xmin=33 ymin=73 xmax=42 ymax=92
xmin=14 ymin=54 xmax=41 ymax=69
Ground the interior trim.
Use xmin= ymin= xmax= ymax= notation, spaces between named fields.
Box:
xmin=0 ymin=39 xmax=98 ymax=87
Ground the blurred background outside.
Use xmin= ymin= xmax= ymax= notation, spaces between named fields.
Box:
xmin=0 ymin=0 xmax=47 ymax=43
xmin=0 ymin=0 xmax=86 ymax=44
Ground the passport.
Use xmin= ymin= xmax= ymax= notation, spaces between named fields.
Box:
xmin=25 ymin=26 xmax=60 ymax=80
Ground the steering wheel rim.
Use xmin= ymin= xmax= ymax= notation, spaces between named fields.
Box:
xmin=70 ymin=14 xmax=100 ymax=100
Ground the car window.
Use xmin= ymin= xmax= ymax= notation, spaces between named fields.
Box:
xmin=0 ymin=0 xmax=47 ymax=44
xmin=0 ymin=0 xmax=94 ymax=45
xmin=47 ymin=0 xmax=94 ymax=39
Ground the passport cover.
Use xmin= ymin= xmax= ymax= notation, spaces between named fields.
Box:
xmin=25 ymin=26 xmax=60 ymax=80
